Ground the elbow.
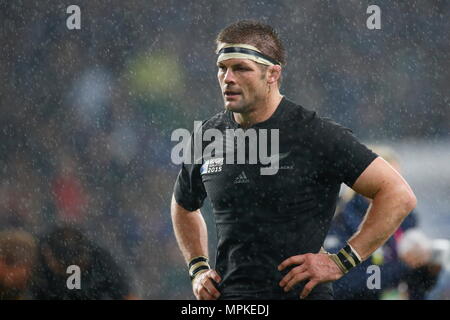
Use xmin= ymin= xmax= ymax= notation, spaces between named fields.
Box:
xmin=406 ymin=191 xmax=417 ymax=213
xmin=399 ymin=186 xmax=417 ymax=217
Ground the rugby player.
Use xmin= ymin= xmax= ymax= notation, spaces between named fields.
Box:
xmin=171 ymin=20 xmax=416 ymax=300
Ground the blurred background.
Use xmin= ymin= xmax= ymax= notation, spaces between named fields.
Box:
xmin=0 ymin=0 xmax=448 ymax=299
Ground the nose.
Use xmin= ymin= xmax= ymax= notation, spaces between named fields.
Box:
xmin=223 ymin=69 xmax=236 ymax=84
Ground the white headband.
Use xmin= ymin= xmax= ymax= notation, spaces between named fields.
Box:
xmin=216 ymin=43 xmax=280 ymax=66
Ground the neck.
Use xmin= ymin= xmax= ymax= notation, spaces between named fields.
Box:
xmin=233 ymin=91 xmax=283 ymax=128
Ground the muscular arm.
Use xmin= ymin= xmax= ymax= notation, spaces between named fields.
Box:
xmin=348 ymin=157 xmax=417 ymax=260
xmin=278 ymin=156 xmax=417 ymax=298
xmin=171 ymin=195 xmax=209 ymax=262
xmin=171 ymin=195 xmax=221 ymax=300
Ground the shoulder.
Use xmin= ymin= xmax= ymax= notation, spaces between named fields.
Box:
xmin=312 ymin=115 xmax=352 ymax=136
xmin=282 ymin=98 xmax=347 ymax=133
xmin=281 ymin=98 xmax=316 ymax=124
xmin=283 ymin=99 xmax=353 ymax=142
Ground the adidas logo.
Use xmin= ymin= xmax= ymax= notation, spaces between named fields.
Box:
xmin=234 ymin=171 xmax=250 ymax=184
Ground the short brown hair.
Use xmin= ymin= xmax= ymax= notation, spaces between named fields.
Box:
xmin=216 ymin=20 xmax=286 ymax=66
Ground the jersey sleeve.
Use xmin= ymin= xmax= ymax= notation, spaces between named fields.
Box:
xmin=173 ymin=127 xmax=207 ymax=211
xmin=317 ymin=118 xmax=378 ymax=187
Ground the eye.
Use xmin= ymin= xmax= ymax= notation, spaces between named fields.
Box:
xmin=235 ymin=66 xmax=250 ymax=72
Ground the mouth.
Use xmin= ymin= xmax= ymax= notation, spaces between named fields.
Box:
xmin=224 ymin=90 xmax=242 ymax=99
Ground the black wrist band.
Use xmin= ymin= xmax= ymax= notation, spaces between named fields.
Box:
xmin=343 ymin=244 xmax=361 ymax=264
xmin=190 ymin=265 xmax=210 ymax=281
xmin=188 ymin=256 xmax=208 ymax=269
xmin=336 ymin=244 xmax=361 ymax=271
xmin=328 ymin=244 xmax=362 ymax=274
xmin=188 ymin=256 xmax=211 ymax=282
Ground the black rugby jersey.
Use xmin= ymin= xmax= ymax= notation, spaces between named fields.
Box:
xmin=174 ymin=97 xmax=378 ymax=299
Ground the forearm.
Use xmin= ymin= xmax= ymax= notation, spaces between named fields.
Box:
xmin=171 ymin=195 xmax=209 ymax=263
xmin=347 ymin=186 xmax=416 ymax=261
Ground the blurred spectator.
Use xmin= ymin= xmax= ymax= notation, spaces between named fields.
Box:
xmin=29 ymin=226 xmax=136 ymax=300
xmin=325 ymin=146 xmax=441 ymax=299
xmin=398 ymin=229 xmax=450 ymax=299
xmin=51 ymin=152 xmax=89 ymax=224
xmin=0 ymin=230 xmax=38 ymax=300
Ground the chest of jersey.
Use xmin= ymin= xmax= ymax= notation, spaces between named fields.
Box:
xmin=200 ymin=136 xmax=326 ymax=221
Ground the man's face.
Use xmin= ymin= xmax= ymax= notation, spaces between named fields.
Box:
xmin=217 ymin=52 xmax=268 ymax=113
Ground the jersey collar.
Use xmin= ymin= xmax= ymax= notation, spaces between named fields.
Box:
xmin=226 ymin=96 xmax=289 ymax=129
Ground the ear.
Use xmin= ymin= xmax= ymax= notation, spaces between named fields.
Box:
xmin=267 ymin=65 xmax=282 ymax=85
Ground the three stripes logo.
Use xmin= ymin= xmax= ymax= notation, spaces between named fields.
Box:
xmin=234 ymin=171 xmax=250 ymax=184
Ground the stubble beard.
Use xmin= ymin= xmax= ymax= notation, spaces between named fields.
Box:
xmin=223 ymin=95 xmax=251 ymax=114
xmin=224 ymin=102 xmax=250 ymax=114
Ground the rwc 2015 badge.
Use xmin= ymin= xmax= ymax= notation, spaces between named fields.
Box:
xmin=200 ymin=158 xmax=224 ymax=175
